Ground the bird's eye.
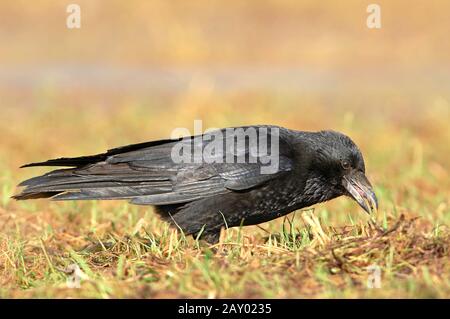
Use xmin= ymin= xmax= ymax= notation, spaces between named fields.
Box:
xmin=341 ymin=160 xmax=351 ymax=170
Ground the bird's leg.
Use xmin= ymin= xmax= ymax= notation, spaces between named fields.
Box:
xmin=199 ymin=231 xmax=220 ymax=244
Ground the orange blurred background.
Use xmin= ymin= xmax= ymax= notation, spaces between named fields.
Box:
xmin=0 ymin=1 xmax=448 ymax=207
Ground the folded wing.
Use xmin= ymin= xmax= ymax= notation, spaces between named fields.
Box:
xmin=14 ymin=127 xmax=293 ymax=206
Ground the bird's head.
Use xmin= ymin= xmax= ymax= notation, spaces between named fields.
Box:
xmin=302 ymin=130 xmax=378 ymax=214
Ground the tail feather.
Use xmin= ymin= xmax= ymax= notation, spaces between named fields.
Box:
xmin=20 ymin=138 xmax=179 ymax=168
xmin=12 ymin=191 xmax=61 ymax=200
xmin=20 ymin=156 xmax=107 ymax=168
xmin=50 ymin=184 xmax=172 ymax=201
xmin=14 ymin=167 xmax=173 ymax=201
xmin=13 ymin=136 xmax=201 ymax=205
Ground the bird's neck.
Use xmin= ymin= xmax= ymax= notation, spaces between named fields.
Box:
xmin=300 ymin=175 xmax=342 ymax=207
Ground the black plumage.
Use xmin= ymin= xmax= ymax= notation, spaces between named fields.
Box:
xmin=14 ymin=126 xmax=378 ymax=243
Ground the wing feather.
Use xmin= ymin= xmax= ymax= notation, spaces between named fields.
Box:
xmin=15 ymin=126 xmax=294 ymax=205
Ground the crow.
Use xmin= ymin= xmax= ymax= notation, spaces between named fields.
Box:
xmin=14 ymin=126 xmax=378 ymax=243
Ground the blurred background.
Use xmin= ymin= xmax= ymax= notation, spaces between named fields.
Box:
xmin=0 ymin=0 xmax=448 ymax=224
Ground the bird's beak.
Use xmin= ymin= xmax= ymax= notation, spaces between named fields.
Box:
xmin=342 ymin=170 xmax=378 ymax=214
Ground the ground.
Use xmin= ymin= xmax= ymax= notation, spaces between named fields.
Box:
xmin=0 ymin=98 xmax=448 ymax=298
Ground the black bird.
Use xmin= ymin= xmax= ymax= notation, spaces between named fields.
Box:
xmin=14 ymin=126 xmax=378 ymax=243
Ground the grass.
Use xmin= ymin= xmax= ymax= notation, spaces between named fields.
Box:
xmin=0 ymin=201 xmax=448 ymax=298
xmin=0 ymin=94 xmax=448 ymax=298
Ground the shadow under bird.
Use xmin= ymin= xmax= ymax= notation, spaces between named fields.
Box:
xmin=14 ymin=126 xmax=378 ymax=243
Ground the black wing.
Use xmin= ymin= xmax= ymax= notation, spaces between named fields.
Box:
xmin=14 ymin=126 xmax=294 ymax=205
